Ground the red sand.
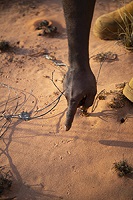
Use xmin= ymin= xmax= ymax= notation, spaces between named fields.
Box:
xmin=0 ymin=0 xmax=133 ymax=199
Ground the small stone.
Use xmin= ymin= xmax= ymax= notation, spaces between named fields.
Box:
xmin=120 ymin=118 xmax=125 ymax=123
xmin=37 ymin=33 xmax=42 ymax=36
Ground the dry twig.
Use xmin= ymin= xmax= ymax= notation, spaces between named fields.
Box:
xmin=0 ymin=72 xmax=64 ymax=138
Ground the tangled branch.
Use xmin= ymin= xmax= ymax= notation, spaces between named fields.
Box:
xmin=0 ymin=72 xmax=64 ymax=138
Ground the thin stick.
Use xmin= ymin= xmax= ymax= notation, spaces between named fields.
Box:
xmin=3 ymin=85 xmax=11 ymax=113
xmin=0 ymin=120 xmax=11 ymax=138
xmin=91 ymin=89 xmax=106 ymax=112
xmin=31 ymin=95 xmax=61 ymax=119
xmin=50 ymin=71 xmax=64 ymax=95
xmin=14 ymin=90 xmax=33 ymax=114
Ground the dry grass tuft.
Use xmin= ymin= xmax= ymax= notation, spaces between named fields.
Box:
xmin=118 ymin=11 xmax=133 ymax=50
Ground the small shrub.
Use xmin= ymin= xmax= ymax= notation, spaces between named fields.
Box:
xmin=0 ymin=40 xmax=10 ymax=51
xmin=113 ymin=159 xmax=133 ymax=177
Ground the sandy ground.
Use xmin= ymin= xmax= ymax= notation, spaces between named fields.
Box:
xmin=0 ymin=0 xmax=133 ymax=199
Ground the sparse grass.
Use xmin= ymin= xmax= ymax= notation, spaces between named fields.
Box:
xmin=118 ymin=11 xmax=133 ymax=50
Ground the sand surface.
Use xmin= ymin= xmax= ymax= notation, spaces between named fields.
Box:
xmin=0 ymin=0 xmax=133 ymax=199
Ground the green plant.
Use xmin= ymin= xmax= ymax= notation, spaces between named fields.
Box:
xmin=113 ymin=159 xmax=133 ymax=177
